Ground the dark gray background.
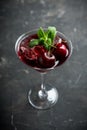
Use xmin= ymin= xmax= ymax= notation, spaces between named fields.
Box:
xmin=0 ymin=0 xmax=87 ymax=130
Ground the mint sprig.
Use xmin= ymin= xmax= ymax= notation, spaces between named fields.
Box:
xmin=29 ymin=39 xmax=39 ymax=47
xmin=29 ymin=26 xmax=57 ymax=51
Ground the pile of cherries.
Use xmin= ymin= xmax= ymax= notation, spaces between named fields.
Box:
xmin=18 ymin=34 xmax=69 ymax=69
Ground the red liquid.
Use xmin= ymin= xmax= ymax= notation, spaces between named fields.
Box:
xmin=17 ymin=33 xmax=70 ymax=71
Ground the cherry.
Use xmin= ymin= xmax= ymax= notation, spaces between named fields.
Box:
xmin=38 ymin=52 xmax=56 ymax=68
xmin=31 ymin=45 xmax=56 ymax=68
xmin=53 ymin=43 xmax=69 ymax=65
xmin=33 ymin=45 xmax=46 ymax=56
xmin=20 ymin=46 xmax=38 ymax=60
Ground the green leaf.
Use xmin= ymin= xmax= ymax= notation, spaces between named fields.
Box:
xmin=29 ymin=39 xmax=39 ymax=47
xmin=29 ymin=26 xmax=57 ymax=51
xmin=47 ymin=38 xmax=52 ymax=45
xmin=47 ymin=26 xmax=57 ymax=42
xmin=44 ymin=38 xmax=52 ymax=51
xmin=37 ymin=27 xmax=46 ymax=39
xmin=44 ymin=42 xmax=49 ymax=50
xmin=39 ymin=37 xmax=45 ymax=45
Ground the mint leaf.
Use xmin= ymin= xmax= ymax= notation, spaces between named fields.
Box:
xmin=39 ymin=37 xmax=45 ymax=45
xmin=42 ymin=38 xmax=51 ymax=50
xmin=47 ymin=26 xmax=57 ymax=42
xmin=44 ymin=42 xmax=49 ymax=50
xmin=38 ymin=27 xmax=46 ymax=40
xmin=47 ymin=38 xmax=52 ymax=45
xmin=29 ymin=39 xmax=39 ymax=47
xmin=29 ymin=26 xmax=57 ymax=51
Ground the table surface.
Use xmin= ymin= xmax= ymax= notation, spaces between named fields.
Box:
xmin=0 ymin=0 xmax=87 ymax=130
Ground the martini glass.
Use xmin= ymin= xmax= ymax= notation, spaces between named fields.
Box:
xmin=15 ymin=29 xmax=73 ymax=109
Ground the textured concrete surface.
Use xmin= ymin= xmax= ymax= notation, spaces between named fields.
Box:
xmin=0 ymin=0 xmax=87 ymax=130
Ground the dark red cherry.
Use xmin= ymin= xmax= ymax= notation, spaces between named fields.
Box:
xmin=19 ymin=46 xmax=38 ymax=60
xmin=53 ymin=43 xmax=69 ymax=64
xmin=38 ymin=52 xmax=56 ymax=68
xmin=33 ymin=45 xmax=46 ymax=56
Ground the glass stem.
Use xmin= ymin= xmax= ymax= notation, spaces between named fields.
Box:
xmin=39 ymin=73 xmax=47 ymax=100
xmin=41 ymin=73 xmax=46 ymax=91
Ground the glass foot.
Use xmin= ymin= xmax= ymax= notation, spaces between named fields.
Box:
xmin=28 ymin=84 xmax=58 ymax=109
